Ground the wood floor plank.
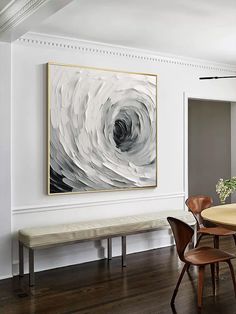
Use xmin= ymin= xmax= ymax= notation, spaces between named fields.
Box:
xmin=0 ymin=237 xmax=236 ymax=313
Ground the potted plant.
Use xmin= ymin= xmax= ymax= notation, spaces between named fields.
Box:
xmin=216 ymin=177 xmax=236 ymax=204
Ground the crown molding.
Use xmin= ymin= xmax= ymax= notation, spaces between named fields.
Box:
xmin=17 ymin=32 xmax=236 ymax=73
xmin=0 ymin=0 xmax=47 ymax=33
xmin=0 ymin=0 xmax=73 ymax=42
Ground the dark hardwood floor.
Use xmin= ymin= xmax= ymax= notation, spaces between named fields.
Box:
xmin=1 ymin=237 xmax=236 ymax=314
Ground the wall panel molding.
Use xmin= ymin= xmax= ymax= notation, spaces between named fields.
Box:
xmin=13 ymin=192 xmax=185 ymax=215
xmin=17 ymin=32 xmax=236 ymax=73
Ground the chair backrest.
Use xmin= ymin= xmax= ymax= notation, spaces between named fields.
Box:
xmin=167 ymin=217 xmax=194 ymax=262
xmin=185 ymin=195 xmax=213 ymax=228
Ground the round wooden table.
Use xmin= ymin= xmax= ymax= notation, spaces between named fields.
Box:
xmin=201 ymin=203 xmax=236 ymax=231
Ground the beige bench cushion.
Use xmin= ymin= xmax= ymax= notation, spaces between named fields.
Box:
xmin=18 ymin=210 xmax=195 ymax=248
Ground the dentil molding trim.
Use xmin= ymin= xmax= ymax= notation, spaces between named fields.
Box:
xmin=0 ymin=0 xmax=48 ymax=34
xmin=17 ymin=32 xmax=236 ymax=73
xmin=12 ymin=192 xmax=185 ymax=215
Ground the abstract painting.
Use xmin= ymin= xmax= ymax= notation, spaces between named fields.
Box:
xmin=48 ymin=63 xmax=157 ymax=194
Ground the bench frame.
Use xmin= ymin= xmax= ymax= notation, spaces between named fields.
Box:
xmin=19 ymin=223 xmax=197 ymax=286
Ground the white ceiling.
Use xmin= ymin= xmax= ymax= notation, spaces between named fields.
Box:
xmin=32 ymin=0 xmax=236 ymax=65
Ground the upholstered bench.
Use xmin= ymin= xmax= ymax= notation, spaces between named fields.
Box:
xmin=18 ymin=210 xmax=196 ymax=286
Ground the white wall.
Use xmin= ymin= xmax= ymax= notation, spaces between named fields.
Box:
xmin=0 ymin=42 xmax=12 ymax=279
xmin=2 ymin=33 xmax=236 ymax=277
xmin=231 ymin=103 xmax=236 ymax=202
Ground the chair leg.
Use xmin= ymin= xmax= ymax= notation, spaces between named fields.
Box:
xmin=195 ymin=234 xmax=203 ymax=248
xmin=171 ymin=263 xmax=188 ymax=305
xmin=232 ymin=234 xmax=236 ymax=246
xmin=213 ymin=235 xmax=219 ymax=280
xmin=198 ymin=265 xmax=205 ymax=310
xmin=210 ymin=263 xmax=215 ymax=296
xmin=213 ymin=235 xmax=219 ymax=249
xmin=193 ymin=224 xmax=198 ymax=247
xmin=186 ymin=264 xmax=191 ymax=273
xmin=226 ymin=260 xmax=236 ymax=298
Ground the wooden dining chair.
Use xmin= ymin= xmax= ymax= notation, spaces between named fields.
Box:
xmin=186 ymin=195 xmax=236 ymax=279
xmin=167 ymin=217 xmax=236 ymax=311
xmin=186 ymin=195 xmax=236 ymax=257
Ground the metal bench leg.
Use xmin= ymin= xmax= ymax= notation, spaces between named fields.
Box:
xmin=107 ymin=238 xmax=112 ymax=260
xmin=122 ymin=236 xmax=127 ymax=267
xmin=29 ymin=248 xmax=35 ymax=286
xmin=169 ymin=228 xmax=174 ymax=245
xmin=19 ymin=241 xmax=24 ymax=277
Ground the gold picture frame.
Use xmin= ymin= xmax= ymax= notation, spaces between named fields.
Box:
xmin=47 ymin=62 xmax=157 ymax=195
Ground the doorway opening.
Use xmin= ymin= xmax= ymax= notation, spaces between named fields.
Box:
xmin=188 ymin=99 xmax=236 ymax=205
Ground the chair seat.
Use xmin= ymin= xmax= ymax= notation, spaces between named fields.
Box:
xmin=168 ymin=215 xmax=236 ymax=310
xmin=185 ymin=246 xmax=235 ymax=265
xmin=198 ymin=226 xmax=236 ymax=236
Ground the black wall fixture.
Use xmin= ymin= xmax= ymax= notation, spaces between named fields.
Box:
xmin=199 ymin=76 xmax=236 ymax=80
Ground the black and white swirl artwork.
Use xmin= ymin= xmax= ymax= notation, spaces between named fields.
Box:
xmin=48 ymin=63 xmax=157 ymax=194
